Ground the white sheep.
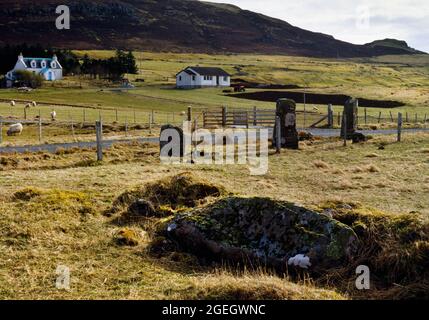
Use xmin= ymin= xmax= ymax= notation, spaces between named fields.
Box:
xmin=10 ymin=100 xmax=16 ymax=107
xmin=25 ymin=103 xmax=31 ymax=109
xmin=32 ymin=101 xmax=37 ymax=107
xmin=50 ymin=110 xmax=57 ymax=121
xmin=7 ymin=123 xmax=23 ymax=136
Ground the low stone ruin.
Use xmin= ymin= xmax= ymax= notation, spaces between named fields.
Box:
xmin=164 ymin=197 xmax=358 ymax=273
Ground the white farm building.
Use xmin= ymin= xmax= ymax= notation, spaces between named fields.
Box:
xmin=176 ymin=66 xmax=230 ymax=89
xmin=5 ymin=53 xmax=63 ymax=87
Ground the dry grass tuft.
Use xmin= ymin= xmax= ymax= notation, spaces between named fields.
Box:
xmin=111 ymin=172 xmax=226 ymax=219
xmin=13 ymin=187 xmax=44 ymax=201
xmin=185 ymin=270 xmax=346 ymax=300
xmin=318 ymin=201 xmax=429 ymax=299
xmin=313 ymin=160 xmax=330 ymax=169
xmin=114 ymin=228 xmax=140 ymax=246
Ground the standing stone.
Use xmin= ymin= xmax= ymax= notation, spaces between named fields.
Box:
xmin=341 ymin=98 xmax=358 ymax=139
xmin=273 ymin=98 xmax=299 ymax=149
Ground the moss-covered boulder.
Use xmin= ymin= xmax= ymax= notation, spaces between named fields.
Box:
xmin=165 ymin=197 xmax=358 ymax=272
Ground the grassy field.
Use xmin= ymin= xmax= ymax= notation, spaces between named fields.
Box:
xmin=0 ymin=132 xmax=428 ymax=299
xmin=0 ymin=52 xmax=428 ymax=300
xmin=0 ymin=52 xmax=428 ymax=124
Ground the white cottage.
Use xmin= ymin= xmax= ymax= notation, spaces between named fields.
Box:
xmin=176 ymin=66 xmax=230 ymax=89
xmin=5 ymin=53 xmax=63 ymax=87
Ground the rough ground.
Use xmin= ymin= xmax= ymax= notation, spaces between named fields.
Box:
xmin=0 ymin=132 xmax=428 ymax=299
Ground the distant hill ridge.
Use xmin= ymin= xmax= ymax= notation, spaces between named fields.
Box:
xmin=0 ymin=0 xmax=425 ymax=57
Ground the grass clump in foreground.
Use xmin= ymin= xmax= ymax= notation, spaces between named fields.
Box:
xmin=183 ymin=270 xmax=346 ymax=300
xmin=317 ymin=201 xmax=429 ymax=299
xmin=110 ymin=172 xmax=227 ymax=220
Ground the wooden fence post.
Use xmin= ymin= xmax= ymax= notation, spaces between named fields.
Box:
xmin=0 ymin=117 xmax=3 ymax=144
xmin=96 ymin=120 xmax=103 ymax=161
xmin=83 ymin=109 xmax=86 ymax=124
xmin=149 ymin=114 xmax=152 ymax=134
xmin=222 ymin=106 xmax=227 ymax=127
xmin=342 ymin=113 xmax=347 ymax=146
xmin=187 ymin=106 xmax=192 ymax=122
xmin=24 ymin=107 xmax=27 ymax=120
xmin=134 ymin=110 xmax=137 ymax=124
xmin=115 ymin=109 xmax=118 ymax=122
xmin=337 ymin=112 xmax=341 ymax=126
xmin=275 ymin=116 xmax=281 ymax=154
xmin=71 ymin=116 xmax=75 ymax=141
xmin=415 ymin=113 xmax=418 ymax=123
xmin=390 ymin=111 xmax=394 ymax=122
xmin=327 ymin=104 xmax=333 ymax=128
xmin=378 ymin=112 xmax=382 ymax=123
xmin=364 ymin=108 xmax=367 ymax=124
xmin=152 ymin=109 xmax=155 ymax=124
xmin=38 ymin=110 xmax=42 ymax=143
xmin=397 ymin=113 xmax=402 ymax=142
xmin=253 ymin=106 xmax=257 ymax=126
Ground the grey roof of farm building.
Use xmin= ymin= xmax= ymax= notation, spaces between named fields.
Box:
xmin=186 ymin=66 xmax=230 ymax=76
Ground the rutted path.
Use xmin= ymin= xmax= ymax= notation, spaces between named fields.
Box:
xmin=0 ymin=137 xmax=159 ymax=154
xmin=0 ymin=128 xmax=427 ymax=154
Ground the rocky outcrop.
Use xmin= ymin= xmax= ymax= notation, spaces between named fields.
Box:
xmin=165 ymin=197 xmax=358 ymax=273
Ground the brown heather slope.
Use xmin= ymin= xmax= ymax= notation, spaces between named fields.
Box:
xmin=0 ymin=0 xmax=424 ymax=57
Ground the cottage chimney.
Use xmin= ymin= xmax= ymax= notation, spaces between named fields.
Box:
xmin=52 ymin=54 xmax=58 ymax=61
xmin=18 ymin=52 xmax=24 ymax=60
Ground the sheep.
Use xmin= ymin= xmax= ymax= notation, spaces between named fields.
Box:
xmin=25 ymin=103 xmax=31 ymax=109
xmin=32 ymin=101 xmax=37 ymax=107
xmin=50 ymin=110 xmax=57 ymax=121
xmin=7 ymin=123 xmax=23 ymax=136
xmin=10 ymin=100 xmax=16 ymax=107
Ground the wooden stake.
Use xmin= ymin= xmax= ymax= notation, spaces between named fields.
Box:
xmin=0 ymin=118 xmax=3 ymax=144
xmin=96 ymin=121 xmax=103 ymax=161
xmin=38 ymin=110 xmax=42 ymax=143
xmin=275 ymin=116 xmax=281 ymax=154
xmin=343 ymin=113 xmax=347 ymax=146
xmin=397 ymin=113 xmax=402 ymax=142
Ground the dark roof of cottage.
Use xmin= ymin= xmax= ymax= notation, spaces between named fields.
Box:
xmin=185 ymin=66 xmax=230 ymax=76
xmin=184 ymin=69 xmax=197 ymax=76
xmin=188 ymin=67 xmax=230 ymax=76
xmin=22 ymin=57 xmax=62 ymax=70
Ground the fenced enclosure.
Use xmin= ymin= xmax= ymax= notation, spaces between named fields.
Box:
xmin=202 ymin=106 xmax=429 ymax=129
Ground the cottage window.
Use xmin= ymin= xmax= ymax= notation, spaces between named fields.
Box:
xmin=224 ymin=76 xmax=228 ymax=81
xmin=179 ymin=76 xmax=182 ymax=81
xmin=31 ymin=60 xmax=37 ymax=68
xmin=51 ymin=61 xmax=57 ymax=68
xmin=41 ymin=61 xmax=47 ymax=68
xmin=192 ymin=76 xmax=196 ymax=81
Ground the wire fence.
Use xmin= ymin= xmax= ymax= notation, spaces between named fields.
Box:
xmin=203 ymin=107 xmax=429 ymax=129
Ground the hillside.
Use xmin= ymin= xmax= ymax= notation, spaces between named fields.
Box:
xmin=0 ymin=0 xmax=424 ymax=57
